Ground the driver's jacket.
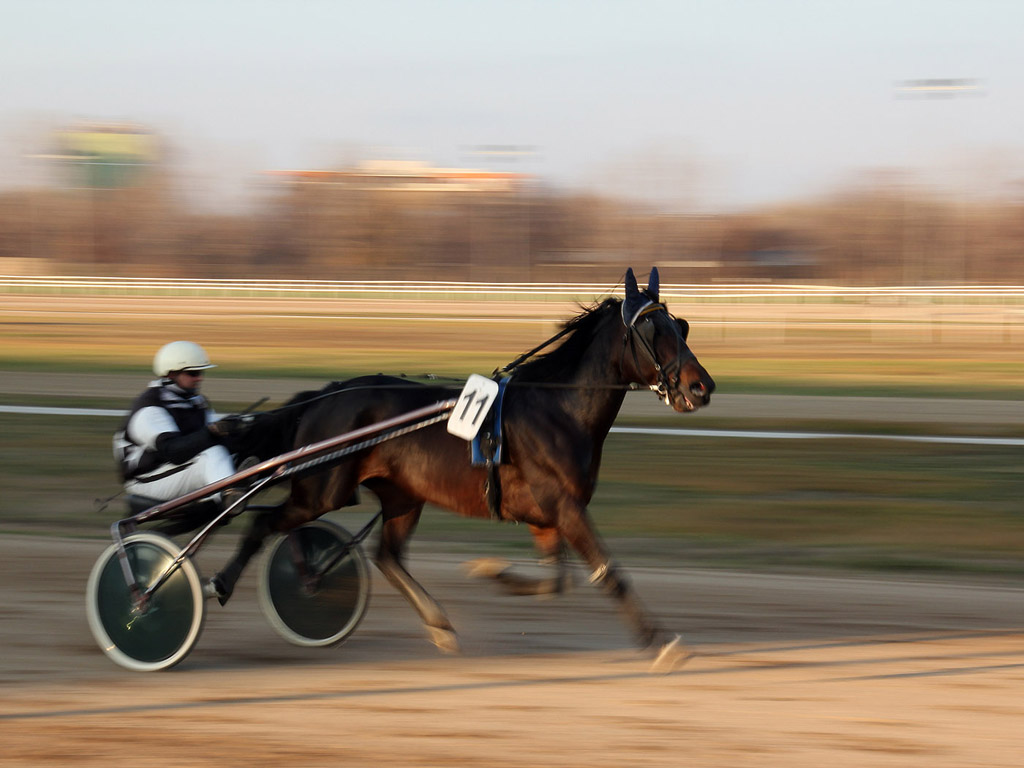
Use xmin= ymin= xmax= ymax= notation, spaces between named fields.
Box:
xmin=114 ymin=380 xmax=218 ymax=482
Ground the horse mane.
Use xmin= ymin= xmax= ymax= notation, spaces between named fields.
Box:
xmin=513 ymin=298 xmax=622 ymax=382
xmin=246 ymin=296 xmax=630 ymax=449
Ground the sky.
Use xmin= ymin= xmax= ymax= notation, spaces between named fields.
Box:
xmin=3 ymin=0 xmax=1024 ymax=210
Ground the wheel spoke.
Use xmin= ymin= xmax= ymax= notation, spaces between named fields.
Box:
xmin=86 ymin=532 xmax=205 ymax=671
xmin=258 ymin=521 xmax=370 ymax=647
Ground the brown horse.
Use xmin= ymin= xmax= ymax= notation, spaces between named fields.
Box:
xmin=211 ymin=268 xmax=715 ymax=658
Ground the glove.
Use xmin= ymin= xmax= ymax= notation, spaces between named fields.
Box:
xmin=208 ymin=414 xmax=257 ymax=442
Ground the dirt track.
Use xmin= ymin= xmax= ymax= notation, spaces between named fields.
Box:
xmin=2 ymin=535 xmax=1024 ymax=766
xmin=4 ymin=292 xmax=1024 ymax=764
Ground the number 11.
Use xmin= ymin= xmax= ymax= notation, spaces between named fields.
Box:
xmin=458 ymin=389 xmax=490 ymax=425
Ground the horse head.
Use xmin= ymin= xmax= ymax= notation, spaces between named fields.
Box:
xmin=622 ymin=267 xmax=715 ymax=413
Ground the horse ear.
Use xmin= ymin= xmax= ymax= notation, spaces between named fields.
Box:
xmin=624 ymin=267 xmax=639 ymax=297
xmin=622 ymin=268 xmax=648 ymax=326
xmin=647 ymin=266 xmax=660 ymax=301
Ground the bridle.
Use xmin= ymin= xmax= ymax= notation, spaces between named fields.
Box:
xmin=622 ymin=301 xmax=694 ymax=405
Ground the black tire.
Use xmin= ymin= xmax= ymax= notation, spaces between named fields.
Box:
xmin=86 ymin=532 xmax=205 ymax=671
xmin=258 ymin=520 xmax=370 ymax=647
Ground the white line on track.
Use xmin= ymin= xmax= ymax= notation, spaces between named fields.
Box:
xmin=609 ymin=426 xmax=1024 ymax=446
xmin=1 ymin=406 xmax=126 ymax=417
xmin=3 ymin=405 xmax=1021 ymax=446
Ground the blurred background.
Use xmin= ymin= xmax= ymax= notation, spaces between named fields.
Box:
xmin=5 ymin=8 xmax=1024 ymax=758
xmin=2 ymin=1 xmax=1023 ymax=284
xmin=2 ymin=1 xmax=1023 ymax=570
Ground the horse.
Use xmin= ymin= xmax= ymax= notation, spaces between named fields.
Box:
xmin=211 ymin=267 xmax=715 ymax=658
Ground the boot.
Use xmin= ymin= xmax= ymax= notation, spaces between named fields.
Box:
xmin=221 ymin=456 xmax=260 ymax=516
xmin=221 ymin=486 xmax=248 ymax=517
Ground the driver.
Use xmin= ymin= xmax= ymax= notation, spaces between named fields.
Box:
xmin=113 ymin=341 xmax=253 ymax=510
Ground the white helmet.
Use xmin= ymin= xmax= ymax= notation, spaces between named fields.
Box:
xmin=153 ymin=341 xmax=217 ymax=377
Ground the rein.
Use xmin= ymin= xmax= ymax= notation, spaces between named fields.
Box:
xmin=493 ymin=324 xmax=577 ymax=376
xmin=247 ymin=375 xmax=643 ymax=424
xmin=494 ymin=302 xmax=642 ymax=391
xmin=250 ymin=301 xmax=670 ymax=422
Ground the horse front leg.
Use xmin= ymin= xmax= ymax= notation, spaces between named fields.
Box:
xmin=558 ymin=503 xmax=691 ymax=671
xmin=557 ymin=503 xmax=664 ymax=646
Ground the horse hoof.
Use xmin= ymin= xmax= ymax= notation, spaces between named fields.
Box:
xmin=203 ymin=575 xmax=231 ymax=607
xmin=426 ymin=626 xmax=462 ymax=655
xmin=649 ymin=634 xmax=693 ymax=675
xmin=461 ymin=557 xmax=511 ymax=580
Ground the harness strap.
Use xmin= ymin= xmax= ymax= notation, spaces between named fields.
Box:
xmin=131 ymin=461 xmax=193 ymax=483
xmin=472 ymin=377 xmax=510 ymax=520
xmin=484 ymin=456 xmax=503 ymax=521
xmin=635 ymin=302 xmax=667 ymax=320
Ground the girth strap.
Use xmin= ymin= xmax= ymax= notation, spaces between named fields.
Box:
xmin=471 ymin=377 xmax=510 ymax=520
xmin=484 ymin=450 xmax=502 ymax=521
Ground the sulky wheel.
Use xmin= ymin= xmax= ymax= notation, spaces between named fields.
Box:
xmin=86 ymin=532 xmax=206 ymax=672
xmin=258 ymin=520 xmax=370 ymax=647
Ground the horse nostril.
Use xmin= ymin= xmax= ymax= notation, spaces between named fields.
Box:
xmin=690 ymin=379 xmax=713 ymax=404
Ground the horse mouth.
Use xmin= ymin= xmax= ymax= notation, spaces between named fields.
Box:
xmin=672 ymin=376 xmax=713 ymax=413
xmin=657 ymin=383 xmax=707 ymax=413
xmin=673 ymin=389 xmax=711 ymax=413
xmin=673 ymin=394 xmax=697 ymax=413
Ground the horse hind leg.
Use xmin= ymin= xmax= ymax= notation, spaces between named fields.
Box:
xmin=205 ymin=503 xmax=282 ymax=605
xmin=207 ymin=469 xmax=350 ymax=605
xmin=463 ymin=525 xmax=569 ymax=598
xmin=368 ymin=482 xmax=460 ymax=654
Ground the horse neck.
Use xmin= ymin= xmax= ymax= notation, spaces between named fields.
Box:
xmin=557 ymin=313 xmax=631 ymax=437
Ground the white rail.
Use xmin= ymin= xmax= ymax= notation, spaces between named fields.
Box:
xmin=3 ymin=274 xmax=1024 ymax=301
xmin=4 ymin=405 xmax=1022 ymax=448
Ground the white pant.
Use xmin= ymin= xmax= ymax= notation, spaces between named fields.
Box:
xmin=125 ymin=445 xmax=235 ymax=502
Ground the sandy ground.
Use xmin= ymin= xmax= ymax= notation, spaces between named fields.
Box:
xmin=2 ymin=534 xmax=1024 ymax=767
